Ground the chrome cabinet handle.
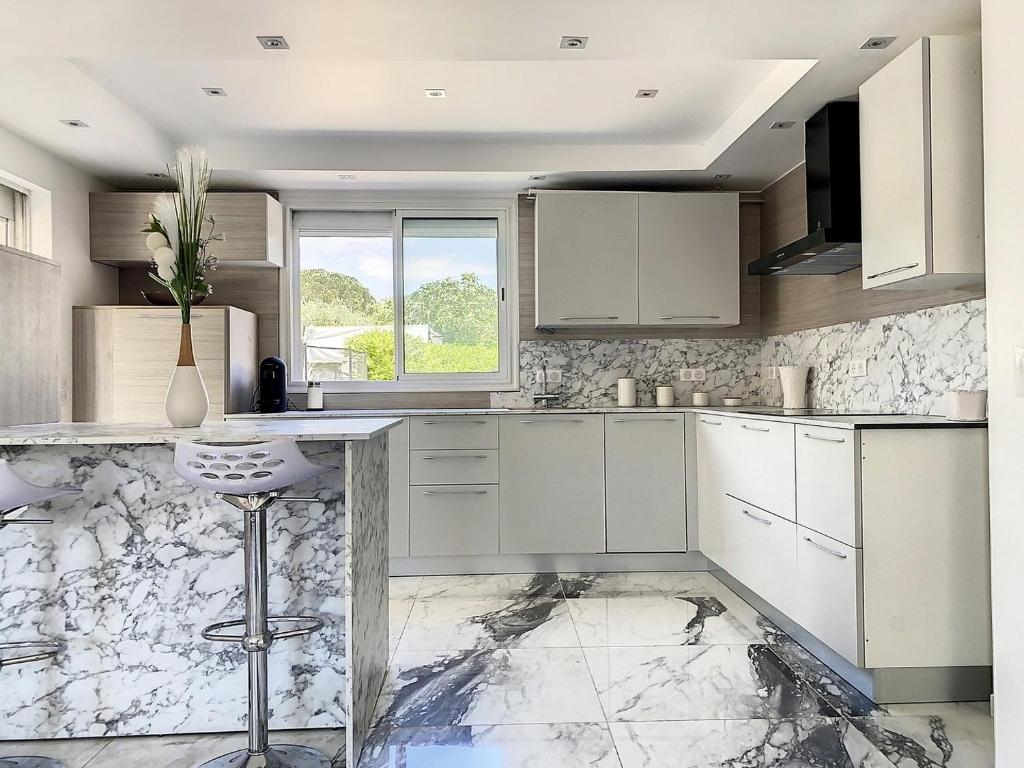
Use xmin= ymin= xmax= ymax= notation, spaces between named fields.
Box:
xmin=557 ymin=315 xmax=620 ymax=321
xmin=741 ymin=423 xmax=771 ymax=432
xmin=519 ymin=418 xmax=585 ymax=424
xmin=136 ymin=313 xmax=204 ymax=319
xmin=804 ymin=536 xmax=848 ymax=559
xmin=419 ymin=455 xmax=488 ymax=461
xmin=658 ymin=315 xmax=720 ymax=320
xmin=802 ymin=432 xmax=846 ymax=443
xmin=866 ymin=263 xmax=919 ymax=280
xmin=742 ymin=509 xmax=772 ymax=525
xmin=421 ymin=489 xmax=489 ymax=496
xmin=611 ymin=418 xmax=677 ymax=423
xmin=420 ymin=419 xmax=489 ymax=425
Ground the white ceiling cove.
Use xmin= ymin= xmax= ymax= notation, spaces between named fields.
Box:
xmin=0 ymin=0 xmax=981 ymax=192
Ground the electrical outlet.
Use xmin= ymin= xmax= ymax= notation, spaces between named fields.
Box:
xmin=848 ymin=359 xmax=867 ymax=378
xmin=691 ymin=368 xmax=706 ymax=382
xmin=766 ymin=365 xmax=778 ymax=380
xmin=680 ymin=369 xmax=693 ymax=382
xmin=546 ymin=368 xmax=562 ymax=384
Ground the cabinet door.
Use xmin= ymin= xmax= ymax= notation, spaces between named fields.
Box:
xmin=795 ymin=529 xmax=862 ymax=665
xmin=696 ymin=415 xmax=730 ymax=566
xmin=110 ymin=308 xmax=226 ymax=421
xmin=535 ymin=192 xmax=639 ymax=327
xmin=725 ymin=495 xmax=797 ymax=617
xmin=860 ymin=39 xmax=930 ymax=289
xmin=388 ymin=419 xmax=411 ymax=558
xmin=605 ymin=415 xmax=686 ymax=552
xmin=409 ymin=485 xmax=499 ymax=557
xmin=730 ymin=418 xmax=796 ymax=521
xmin=638 ymin=193 xmax=739 ymax=326
xmin=498 ymin=415 xmax=605 ymax=553
xmin=796 ymin=427 xmax=859 ymax=546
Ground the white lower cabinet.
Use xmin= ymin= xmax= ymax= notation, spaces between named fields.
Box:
xmin=724 ymin=495 xmax=797 ymax=618
xmin=499 ymin=415 xmax=606 ymax=554
xmin=388 ymin=419 xmax=411 ymax=558
xmin=794 ymin=529 xmax=862 ymax=665
xmin=796 ymin=426 xmax=859 ymax=546
xmin=409 ymin=485 xmax=499 ymax=557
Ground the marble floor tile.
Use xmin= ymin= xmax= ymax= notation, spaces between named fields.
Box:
xmin=559 ymin=571 xmax=725 ymax=599
xmin=359 ymin=723 xmax=622 ymax=768
xmin=852 ymin=702 xmax=994 ymax=768
xmin=398 ymin=597 xmax=579 ymax=651
xmin=610 ymin=717 xmax=894 ymax=768
xmin=389 ymin=576 xmax=423 ymax=600
xmin=390 ymin=599 xmax=414 ymax=656
xmin=567 ymin=595 xmax=762 ymax=647
xmin=415 ymin=573 xmax=562 ymax=601
xmin=373 ymin=648 xmax=606 ymax=728
xmin=584 ymin=644 xmax=838 ymax=722
xmin=0 ymin=737 xmax=110 ymax=768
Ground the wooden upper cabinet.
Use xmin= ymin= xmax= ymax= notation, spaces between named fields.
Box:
xmin=860 ymin=36 xmax=984 ymax=290
xmin=638 ymin=193 xmax=739 ymax=326
xmin=90 ymin=192 xmax=284 ymax=267
xmin=535 ymin=191 xmax=639 ymax=327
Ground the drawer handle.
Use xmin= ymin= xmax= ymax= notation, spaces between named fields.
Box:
xmin=420 ymin=420 xmax=489 ymax=425
xmin=866 ymin=263 xmax=919 ymax=280
xmin=419 ymin=455 xmax=488 ymax=461
xmin=519 ymin=418 xmax=585 ymax=424
xmin=741 ymin=423 xmax=771 ymax=432
xmin=742 ymin=509 xmax=772 ymax=525
xmin=136 ymin=313 xmax=204 ymax=319
xmin=699 ymin=418 xmax=723 ymax=426
xmin=804 ymin=536 xmax=848 ymax=559
xmin=658 ymin=314 xmax=721 ymax=320
xmin=610 ymin=418 xmax=677 ymax=423
xmin=420 ymin=489 xmax=489 ymax=496
xmin=557 ymin=315 xmax=619 ymax=321
xmin=802 ymin=432 xmax=846 ymax=444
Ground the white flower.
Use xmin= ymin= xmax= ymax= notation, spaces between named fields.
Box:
xmin=145 ymin=232 xmax=169 ymax=252
xmin=153 ymin=246 xmax=177 ymax=282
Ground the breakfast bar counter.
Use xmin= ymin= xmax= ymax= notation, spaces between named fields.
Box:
xmin=0 ymin=418 xmax=400 ymax=767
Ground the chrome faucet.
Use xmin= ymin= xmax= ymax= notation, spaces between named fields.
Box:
xmin=532 ymin=364 xmax=563 ymax=408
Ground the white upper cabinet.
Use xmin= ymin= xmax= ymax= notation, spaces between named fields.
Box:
xmin=638 ymin=193 xmax=739 ymax=326
xmin=860 ymin=36 xmax=984 ymax=290
xmin=535 ymin=191 xmax=639 ymax=327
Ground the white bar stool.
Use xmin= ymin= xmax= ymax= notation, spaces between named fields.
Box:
xmin=0 ymin=460 xmax=80 ymax=768
xmin=174 ymin=440 xmax=333 ymax=768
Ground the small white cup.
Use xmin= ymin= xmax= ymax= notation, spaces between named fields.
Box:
xmin=656 ymin=386 xmax=675 ymax=407
xmin=692 ymin=392 xmax=710 ymax=407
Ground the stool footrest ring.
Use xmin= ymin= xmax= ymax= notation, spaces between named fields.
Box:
xmin=0 ymin=639 xmax=65 ymax=669
xmin=201 ymin=615 xmax=324 ymax=644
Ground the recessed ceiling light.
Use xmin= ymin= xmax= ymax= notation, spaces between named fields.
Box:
xmin=635 ymin=89 xmax=659 ymax=99
xmin=337 ymin=174 xmax=357 ymax=181
xmin=770 ymin=120 xmax=796 ymax=130
xmin=529 ymin=175 xmax=547 ymax=181
xmin=559 ymin=36 xmax=588 ymax=50
xmin=713 ymin=174 xmax=732 ymax=181
xmin=202 ymin=87 xmax=228 ymax=97
xmin=425 ymin=88 xmax=447 ymax=99
xmin=146 ymin=172 xmax=168 ymax=179
xmin=257 ymin=35 xmax=289 ymax=50
xmin=861 ymin=36 xmax=896 ymax=50
xmin=60 ymin=119 xmax=89 ymax=128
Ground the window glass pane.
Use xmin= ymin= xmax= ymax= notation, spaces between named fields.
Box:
xmin=298 ymin=233 xmax=395 ymax=382
xmin=401 ymin=218 xmax=500 ymax=374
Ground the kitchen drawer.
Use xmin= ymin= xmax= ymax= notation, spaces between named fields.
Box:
xmin=796 ymin=427 xmax=860 ymax=546
xmin=725 ymin=494 xmax=797 ymax=617
xmin=409 ymin=416 xmax=498 ymax=450
xmin=409 ymin=485 xmax=499 ymax=557
xmin=410 ymin=449 xmax=499 ymax=485
xmin=795 ymin=528 xmax=862 ymax=665
xmin=731 ymin=417 xmax=796 ymax=521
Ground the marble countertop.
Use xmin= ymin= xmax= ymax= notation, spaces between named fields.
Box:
xmin=225 ymin=407 xmax=985 ymax=431
xmin=0 ymin=417 xmax=403 ymax=446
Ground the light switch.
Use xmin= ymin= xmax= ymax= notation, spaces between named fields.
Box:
xmin=1015 ymin=347 xmax=1024 ymax=397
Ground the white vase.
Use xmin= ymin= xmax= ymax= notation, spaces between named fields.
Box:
xmin=165 ymin=324 xmax=209 ymax=427
xmin=778 ymin=365 xmax=810 ymax=409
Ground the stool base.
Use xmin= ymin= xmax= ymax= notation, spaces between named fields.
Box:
xmin=198 ymin=745 xmax=331 ymax=768
xmin=0 ymin=758 xmax=67 ymax=768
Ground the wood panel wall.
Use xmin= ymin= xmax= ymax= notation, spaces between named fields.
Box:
xmin=517 ymin=194 xmax=762 ymax=340
xmin=0 ymin=248 xmax=61 ymax=426
xmin=759 ymin=164 xmax=986 ymax=337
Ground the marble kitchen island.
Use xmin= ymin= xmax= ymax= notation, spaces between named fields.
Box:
xmin=0 ymin=418 xmax=399 ymax=767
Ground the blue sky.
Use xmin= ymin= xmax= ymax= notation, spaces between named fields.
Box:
xmin=300 ymin=235 xmax=497 ymax=300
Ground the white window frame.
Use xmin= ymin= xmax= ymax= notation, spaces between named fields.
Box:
xmin=0 ymin=177 xmax=33 ymax=257
xmin=281 ymin=193 xmax=519 ymax=393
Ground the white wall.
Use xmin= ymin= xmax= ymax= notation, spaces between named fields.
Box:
xmin=0 ymin=125 xmax=118 ymax=420
xmin=981 ymin=2 xmax=1024 ymax=765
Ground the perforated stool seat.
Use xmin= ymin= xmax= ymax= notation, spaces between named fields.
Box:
xmin=0 ymin=460 xmax=80 ymax=768
xmin=174 ymin=440 xmax=335 ymax=768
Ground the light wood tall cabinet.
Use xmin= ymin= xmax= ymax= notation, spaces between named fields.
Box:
xmin=90 ymin=192 xmax=284 ymax=267
xmin=859 ymin=36 xmax=984 ymax=289
xmin=73 ymin=306 xmax=257 ymax=422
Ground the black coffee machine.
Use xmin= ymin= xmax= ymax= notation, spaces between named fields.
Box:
xmin=257 ymin=356 xmax=288 ymax=413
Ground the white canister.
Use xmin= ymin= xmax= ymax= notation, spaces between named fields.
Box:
xmin=778 ymin=365 xmax=810 ymax=409
xmin=656 ymin=386 xmax=675 ymax=407
xmin=946 ymin=390 xmax=987 ymax=421
xmin=307 ymin=381 xmax=324 ymax=411
xmin=617 ymin=378 xmax=637 ymax=408
xmin=692 ymin=392 xmax=710 ymax=407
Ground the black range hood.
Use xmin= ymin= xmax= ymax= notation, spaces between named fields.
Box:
xmin=748 ymin=101 xmax=862 ymax=276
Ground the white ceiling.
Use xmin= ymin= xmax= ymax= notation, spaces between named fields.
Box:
xmin=0 ymin=0 xmax=981 ymax=192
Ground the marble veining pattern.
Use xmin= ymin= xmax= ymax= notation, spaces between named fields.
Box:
xmin=761 ymin=299 xmax=987 ymax=415
xmin=0 ymin=441 xmax=347 ymax=740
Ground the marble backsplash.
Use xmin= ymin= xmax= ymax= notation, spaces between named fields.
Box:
xmin=490 ymin=338 xmax=763 ymax=408
xmin=760 ymin=299 xmax=987 ymax=415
